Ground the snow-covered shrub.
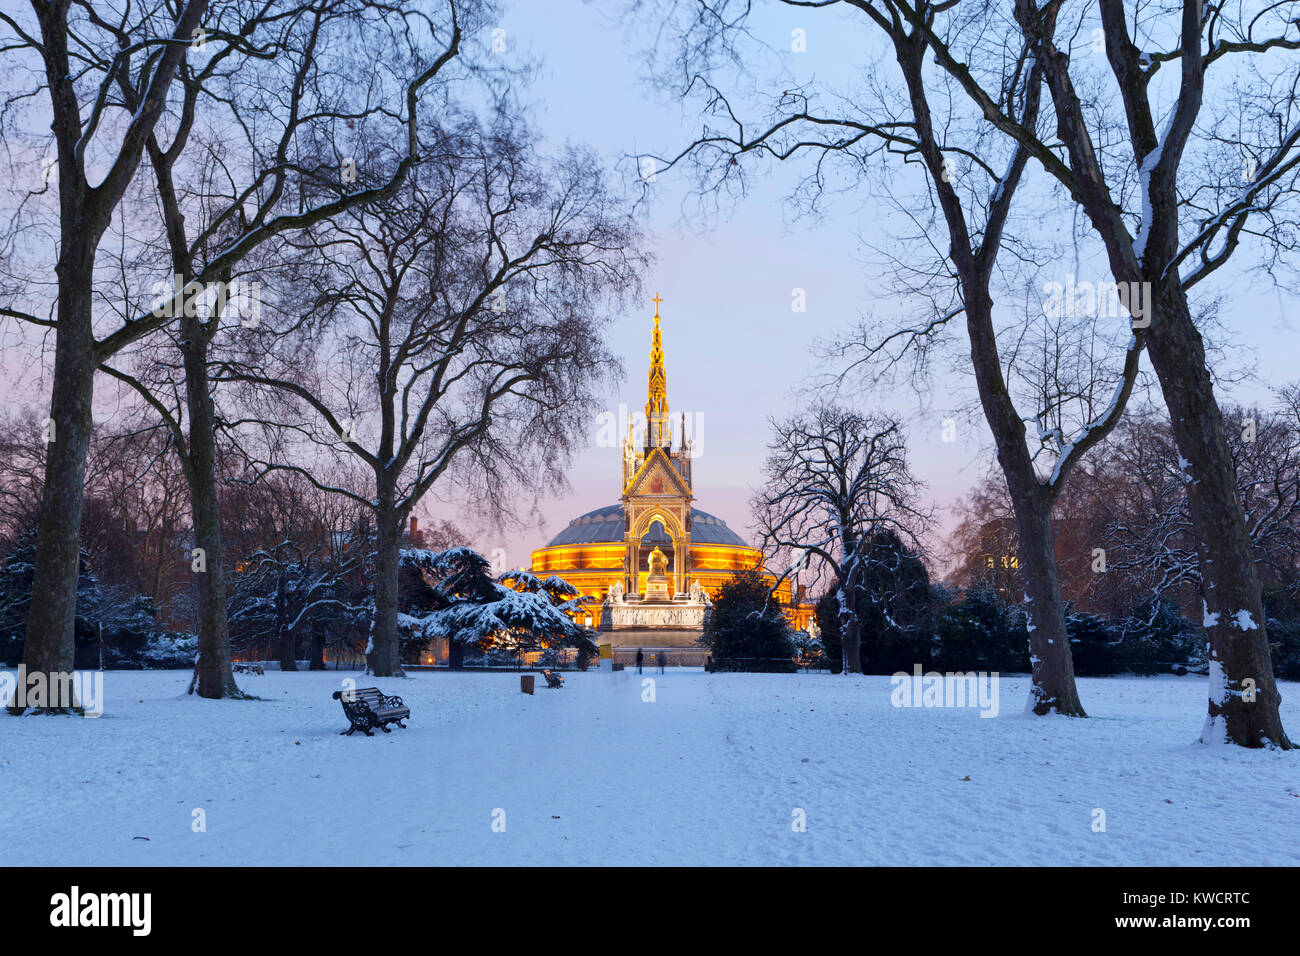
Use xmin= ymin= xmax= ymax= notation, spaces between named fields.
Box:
xmin=1268 ymin=620 xmax=1300 ymax=682
xmin=485 ymin=644 xmax=524 ymax=667
xmin=1112 ymin=599 xmax=1205 ymax=674
xmin=136 ymin=632 xmax=199 ymax=669
xmin=792 ymin=629 xmax=828 ymax=669
xmin=536 ymin=645 xmax=565 ymax=668
xmin=932 ymin=585 xmax=1032 ymax=674
xmin=1065 ymin=611 xmax=1121 ymax=676
xmin=0 ymin=531 xmax=192 ymax=668
xmin=1261 ymin=588 xmax=1300 ymax=681
xmin=1063 ymin=599 xmax=1205 ymax=676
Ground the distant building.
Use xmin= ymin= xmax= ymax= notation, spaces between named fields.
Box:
xmin=529 ymin=296 xmax=814 ymax=642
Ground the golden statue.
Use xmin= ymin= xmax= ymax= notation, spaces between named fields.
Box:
xmin=644 ymin=545 xmax=671 ymax=602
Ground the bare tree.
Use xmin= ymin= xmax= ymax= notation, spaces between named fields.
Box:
xmin=78 ymin=420 xmax=193 ymax=614
xmin=753 ymin=407 xmax=928 ymax=673
xmin=0 ymin=0 xmax=206 ymax=710
xmin=0 ymin=0 xmax=472 ymax=705
xmin=945 ymin=475 xmax=1023 ymax=597
xmin=0 ymin=406 xmax=192 ymax=616
xmin=218 ymin=123 xmax=644 ymax=676
xmin=1100 ymin=402 xmax=1300 ymax=615
xmin=894 ymin=0 xmax=1298 ymax=746
xmin=650 ymin=0 xmax=1143 ymax=715
xmin=0 ymin=411 xmax=55 ymax=552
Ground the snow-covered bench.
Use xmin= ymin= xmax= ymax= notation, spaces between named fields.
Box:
xmin=540 ymin=669 xmax=565 ymax=689
xmin=331 ymin=687 xmax=410 ymax=736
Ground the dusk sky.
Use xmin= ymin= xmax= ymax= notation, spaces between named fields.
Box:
xmin=3 ymin=0 xmax=1294 ymax=575
xmin=420 ymin=0 xmax=989 ymax=569
xmin=417 ymin=0 xmax=1298 ymax=573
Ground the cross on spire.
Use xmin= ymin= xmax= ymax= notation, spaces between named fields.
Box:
xmin=652 ymin=293 xmax=663 ymax=319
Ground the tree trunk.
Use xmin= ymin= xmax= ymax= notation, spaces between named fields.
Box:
xmin=448 ymin=640 xmax=465 ymax=670
xmin=276 ymin=575 xmax=297 ymax=672
xmin=837 ymin=586 xmax=862 ymax=675
xmin=1012 ymin=496 xmax=1085 ymax=716
xmin=310 ymin=628 xmax=326 ymax=670
xmin=14 ymin=238 xmax=96 ymax=714
xmin=892 ymin=33 xmax=1087 ymax=717
xmin=1146 ymin=289 xmax=1291 ymax=748
xmin=19 ymin=0 xmax=205 ymax=713
xmin=182 ymin=314 xmax=243 ymax=699
xmin=965 ymin=282 xmax=1088 ymax=718
xmin=278 ymin=629 xmax=298 ymax=672
xmin=1013 ymin=0 xmax=1286 ymax=745
xmin=369 ymin=512 xmax=404 ymax=677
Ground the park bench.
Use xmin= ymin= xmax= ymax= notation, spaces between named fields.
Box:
xmin=540 ymin=669 xmax=565 ymax=689
xmin=331 ymin=687 xmax=410 ymax=736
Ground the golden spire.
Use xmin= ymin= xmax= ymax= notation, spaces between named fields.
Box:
xmin=646 ymin=294 xmax=669 ymax=447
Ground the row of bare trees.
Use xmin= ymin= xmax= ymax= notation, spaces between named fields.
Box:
xmin=0 ymin=410 xmax=192 ymax=613
xmin=0 ymin=401 xmax=439 ymax=651
xmin=951 ymin=394 xmax=1300 ymax=624
xmin=652 ymin=0 xmax=1300 ymax=747
xmin=0 ymin=0 xmax=644 ymax=708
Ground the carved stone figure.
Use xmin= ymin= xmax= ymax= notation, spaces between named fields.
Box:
xmin=690 ymin=579 xmax=711 ymax=605
xmin=608 ymin=580 xmax=624 ymax=604
xmin=807 ymin=619 xmax=821 ymax=643
xmin=607 ymin=604 xmax=707 ymax=629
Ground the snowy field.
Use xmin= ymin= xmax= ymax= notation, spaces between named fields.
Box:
xmin=3 ymin=667 xmax=1298 ymax=866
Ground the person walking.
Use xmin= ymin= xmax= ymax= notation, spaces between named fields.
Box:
xmin=657 ymin=651 xmax=665 ymax=674
xmin=636 ymin=648 xmax=644 ymax=674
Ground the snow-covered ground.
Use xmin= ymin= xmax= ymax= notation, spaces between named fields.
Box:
xmin=2 ymin=668 xmax=1297 ymax=865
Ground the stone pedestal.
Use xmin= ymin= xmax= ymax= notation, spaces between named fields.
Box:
xmin=643 ymin=572 xmax=672 ymax=603
xmin=602 ymin=598 xmax=708 ymax=636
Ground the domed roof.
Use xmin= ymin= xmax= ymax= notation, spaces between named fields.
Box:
xmin=542 ymin=503 xmax=750 ymax=548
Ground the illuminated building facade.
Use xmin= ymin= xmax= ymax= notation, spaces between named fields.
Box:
xmin=530 ymin=296 xmax=813 ymax=638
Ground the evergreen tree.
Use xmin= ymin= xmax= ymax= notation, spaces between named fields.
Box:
xmin=933 ymin=586 xmax=1032 ymax=674
xmin=699 ymin=568 xmax=796 ymax=672
xmin=792 ymin=628 xmax=828 ymax=669
xmin=227 ymin=542 xmax=365 ymax=670
xmin=1 ymin=530 xmax=192 ymax=672
xmin=500 ymin=570 xmax=598 ymax=668
xmin=814 ymin=589 xmax=844 ymax=674
xmin=858 ymin=529 xmax=936 ymax=674
xmin=404 ymin=548 xmax=597 ymax=668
